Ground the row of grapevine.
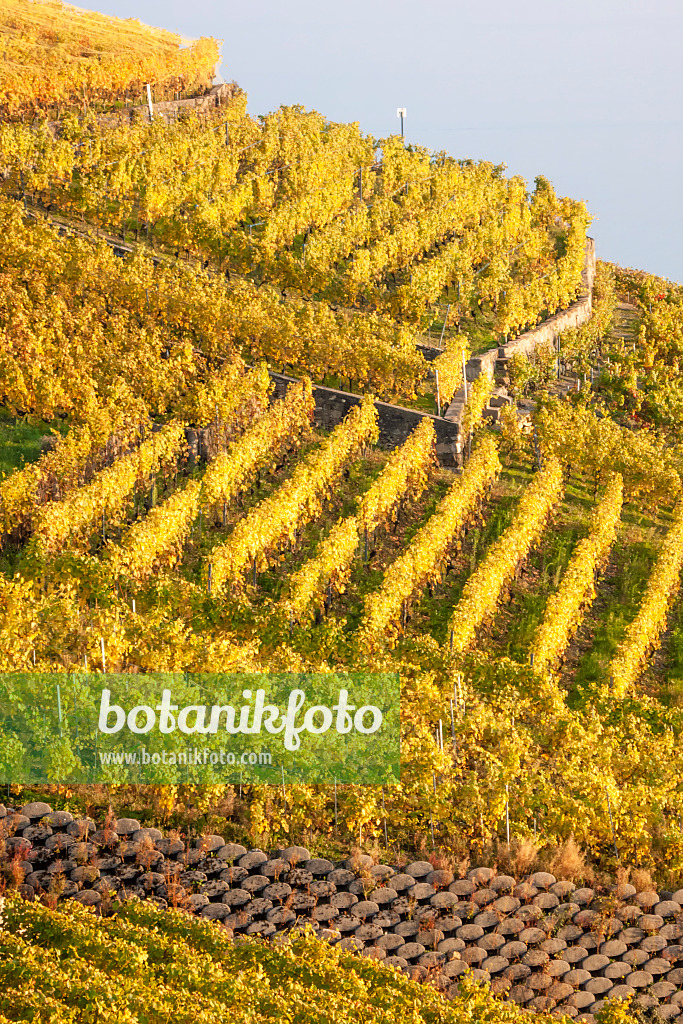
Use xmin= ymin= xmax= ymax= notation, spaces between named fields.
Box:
xmin=555 ymin=260 xmax=617 ymax=371
xmin=108 ymin=479 xmax=201 ymax=581
xmin=206 ymin=396 xmax=379 ymax=593
xmin=598 ymin=262 xmax=683 ymax=441
xmin=30 ymin=420 xmax=187 ymax=557
xmin=447 ymin=457 xmax=564 ymax=655
xmin=0 ymin=392 xmax=144 ymax=545
xmin=176 ymin=362 xmax=272 ymax=432
xmin=433 ymin=339 xmax=468 ymax=410
xmin=283 ymin=516 xmax=361 ymax=623
xmin=108 ymin=380 xmax=315 ymax=581
xmin=609 ymin=503 xmax=683 ymax=695
xmin=535 ymin=397 xmax=680 ymax=515
xmin=530 ymin=472 xmax=624 ymax=672
xmin=199 ymin=379 xmax=315 ymax=516
xmin=357 ymin=417 xmax=435 ymax=532
xmin=283 ymin=417 xmax=436 ymax=621
xmin=220 ymin=281 xmax=426 ymax=400
xmin=461 ymin=372 xmax=494 ymax=438
xmin=0 ymin=198 xmax=428 ymax=407
xmin=358 ymin=436 xmax=501 ymax=647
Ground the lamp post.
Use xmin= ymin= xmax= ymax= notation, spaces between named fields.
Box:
xmin=397 ymin=107 xmax=406 ymax=138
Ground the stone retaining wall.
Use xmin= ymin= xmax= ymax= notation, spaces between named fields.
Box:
xmin=269 ymin=373 xmax=462 ymax=468
xmin=123 ymin=83 xmax=240 ymax=122
xmin=467 ymin=238 xmax=596 ymax=382
xmin=445 ymin=239 xmax=597 ymax=428
xmin=2 ymin=802 xmax=683 ymax=1024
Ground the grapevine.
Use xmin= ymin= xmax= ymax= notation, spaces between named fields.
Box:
xmin=358 ymin=436 xmax=501 ymax=647
xmin=530 ymin=472 xmax=623 ymax=672
xmin=357 ymin=417 xmax=436 ymax=533
xmin=609 ymin=503 xmax=683 ymax=696
xmin=447 ymin=457 xmax=564 ymax=656
xmin=30 ymin=420 xmax=187 ymax=558
xmin=283 ymin=417 xmax=436 ymax=622
xmin=207 ymin=396 xmax=378 ymax=593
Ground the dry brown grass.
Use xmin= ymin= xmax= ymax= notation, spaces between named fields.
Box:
xmin=511 ymin=840 xmax=541 ymax=876
xmin=630 ymin=867 xmax=654 ymax=892
xmin=428 ymin=852 xmax=453 ymax=873
xmin=547 ymin=837 xmax=592 ymax=884
xmin=136 ymin=833 xmax=157 ymax=870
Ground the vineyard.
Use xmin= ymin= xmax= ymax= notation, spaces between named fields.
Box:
xmin=0 ymin=0 xmax=220 ymax=119
xmin=3 ymin=885 xmax=616 ymax=1024
xmin=2 ymin=805 xmax=683 ymax=1021
xmin=2 ymin=7 xmax=683 ymax=1023
xmin=3 ymin=334 xmax=683 ymax=881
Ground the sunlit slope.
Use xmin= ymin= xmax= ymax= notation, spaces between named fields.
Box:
xmin=0 ymin=0 xmax=220 ymax=117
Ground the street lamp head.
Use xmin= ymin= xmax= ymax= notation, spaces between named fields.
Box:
xmin=397 ymin=107 xmax=407 ymax=118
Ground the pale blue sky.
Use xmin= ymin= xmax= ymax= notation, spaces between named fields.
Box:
xmin=82 ymin=0 xmax=683 ymax=282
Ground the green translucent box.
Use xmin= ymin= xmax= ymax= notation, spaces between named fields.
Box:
xmin=0 ymin=672 xmax=400 ymax=784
